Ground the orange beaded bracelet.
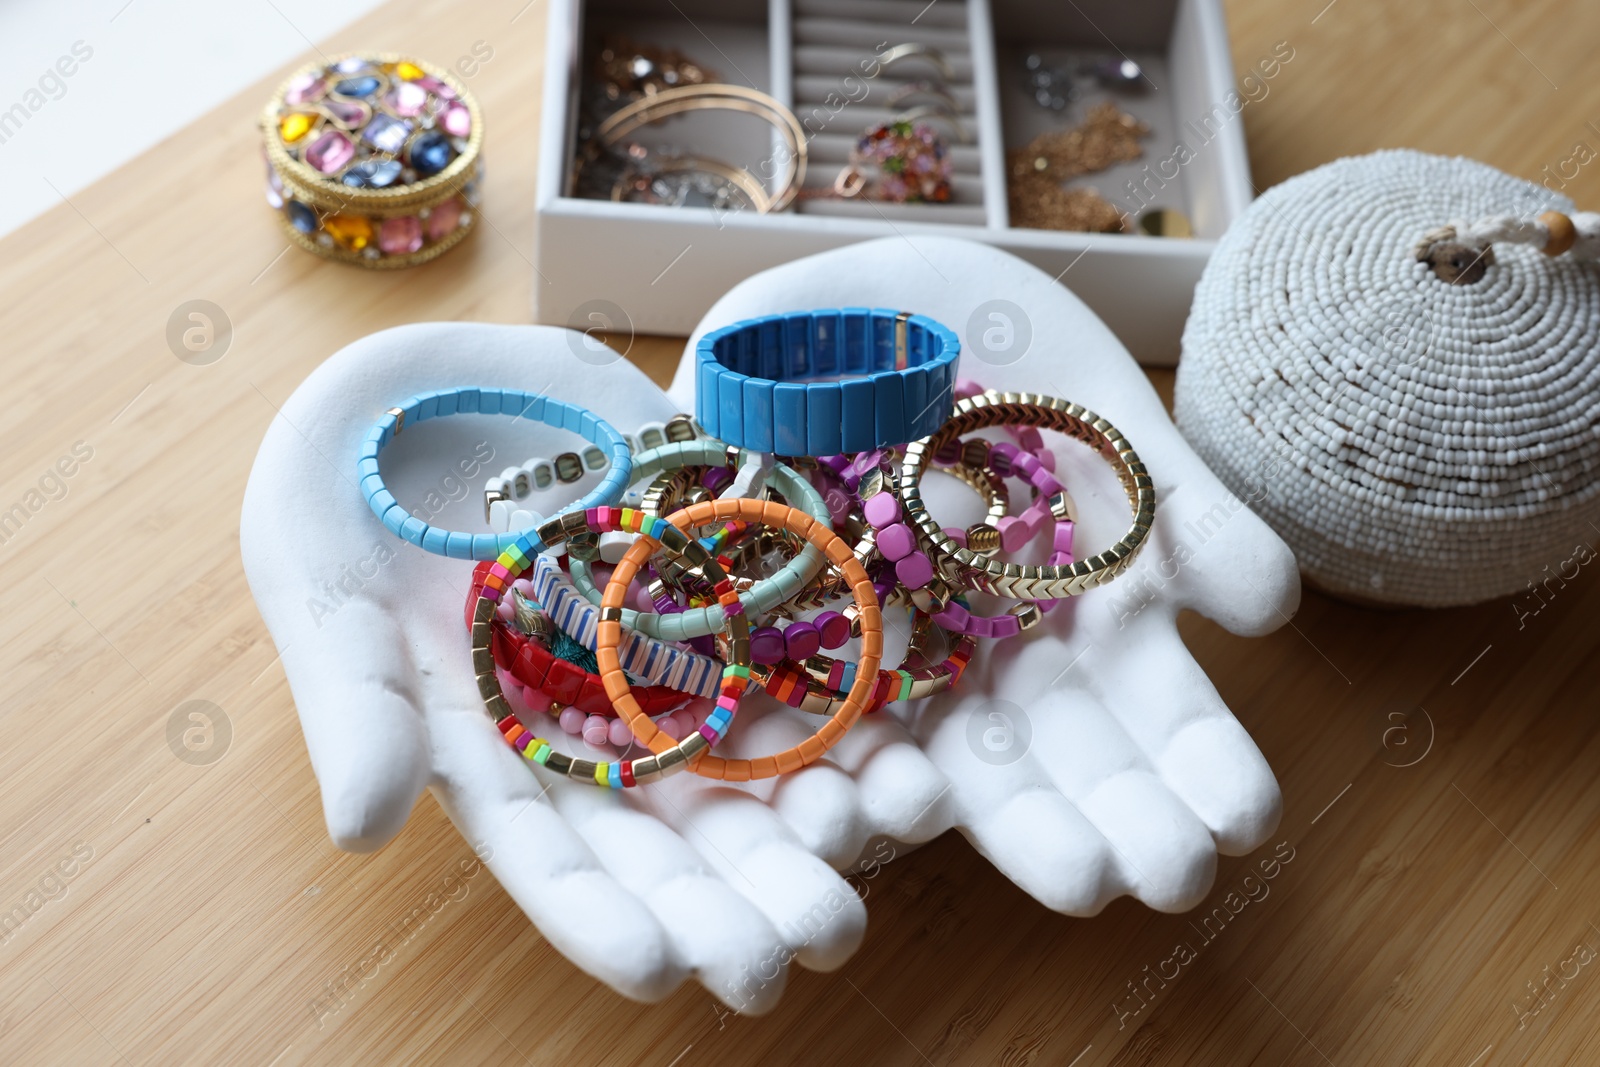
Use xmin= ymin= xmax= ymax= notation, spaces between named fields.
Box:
xmin=596 ymin=497 xmax=884 ymax=782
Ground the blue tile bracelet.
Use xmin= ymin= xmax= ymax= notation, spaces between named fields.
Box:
xmin=695 ymin=308 xmax=960 ymax=455
xmin=358 ymin=388 xmax=632 ymax=560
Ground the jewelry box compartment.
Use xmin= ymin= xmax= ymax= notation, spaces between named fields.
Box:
xmin=990 ymin=0 xmax=1251 ymax=240
xmin=563 ymin=0 xmax=790 ymax=211
xmin=787 ymin=0 xmax=995 ymax=226
xmin=535 ymin=0 xmax=1254 ymax=365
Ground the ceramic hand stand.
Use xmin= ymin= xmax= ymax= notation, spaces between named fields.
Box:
xmin=667 ymin=237 xmax=1299 ymax=913
xmin=240 ymin=239 xmax=1298 ymax=1011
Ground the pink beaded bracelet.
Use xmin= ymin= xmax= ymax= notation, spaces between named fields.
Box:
xmin=924 ymin=437 xmax=1077 ymax=638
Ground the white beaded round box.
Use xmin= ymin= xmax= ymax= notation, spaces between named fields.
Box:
xmin=1175 ymin=149 xmax=1600 ymax=607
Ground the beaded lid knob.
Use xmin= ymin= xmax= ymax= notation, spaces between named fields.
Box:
xmin=1175 ymin=149 xmax=1600 ymax=607
xmin=260 ymin=53 xmax=483 ymax=268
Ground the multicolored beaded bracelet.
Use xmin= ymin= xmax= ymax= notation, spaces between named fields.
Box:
xmin=599 ymin=497 xmax=885 ymax=783
xmin=360 ymin=388 xmax=632 ymax=560
xmin=506 ymin=581 xmax=709 ymax=746
xmin=471 ymin=507 xmax=751 ymax=789
xmin=464 ymin=562 xmax=688 ymax=717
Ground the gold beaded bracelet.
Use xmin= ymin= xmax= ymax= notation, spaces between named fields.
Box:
xmin=897 ymin=392 xmax=1155 ymax=600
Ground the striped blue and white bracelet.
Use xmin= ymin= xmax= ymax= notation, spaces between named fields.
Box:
xmin=529 ymin=553 xmax=724 ymax=698
xmin=359 ymin=388 xmax=632 ymax=560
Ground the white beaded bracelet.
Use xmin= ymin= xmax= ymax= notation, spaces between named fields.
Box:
xmin=482 ymin=415 xmax=700 ymax=541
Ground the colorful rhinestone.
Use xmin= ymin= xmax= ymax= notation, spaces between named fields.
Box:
xmin=442 ymin=102 xmax=472 ymax=137
xmin=847 ymin=120 xmax=953 ymax=203
xmin=333 ymin=75 xmax=381 ymax=98
xmin=341 ymin=158 xmax=403 ymax=188
xmin=409 ymin=131 xmax=454 ymax=177
xmin=283 ymin=71 xmax=324 ymax=105
xmin=377 ymin=216 xmax=423 ymax=255
xmin=362 ymin=114 xmax=411 ymax=154
xmin=322 ymin=213 xmax=373 ymax=251
xmin=278 ymin=112 xmax=315 ymax=142
xmin=388 ymin=81 xmax=428 ymax=117
xmin=303 ymin=129 xmax=354 ymax=174
xmin=425 ymin=197 xmax=462 ymax=240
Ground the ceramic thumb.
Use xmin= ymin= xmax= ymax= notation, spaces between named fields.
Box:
xmin=280 ymin=599 xmax=432 ymax=851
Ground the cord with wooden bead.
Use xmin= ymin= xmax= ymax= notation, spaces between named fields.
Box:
xmin=1415 ymin=209 xmax=1600 ymax=283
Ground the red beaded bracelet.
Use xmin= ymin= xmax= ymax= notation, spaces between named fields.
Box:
xmin=465 ymin=562 xmax=688 ymax=718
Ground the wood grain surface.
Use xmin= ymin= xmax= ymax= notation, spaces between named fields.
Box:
xmin=2 ymin=0 xmax=1599 ymax=1063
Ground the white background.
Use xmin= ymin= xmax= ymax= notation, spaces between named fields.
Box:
xmin=0 ymin=0 xmax=382 ymax=238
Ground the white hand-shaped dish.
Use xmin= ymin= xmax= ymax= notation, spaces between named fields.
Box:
xmin=241 ymin=236 xmax=1299 ymax=1010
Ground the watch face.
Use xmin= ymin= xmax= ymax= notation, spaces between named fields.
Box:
xmin=618 ymin=165 xmax=759 ymax=213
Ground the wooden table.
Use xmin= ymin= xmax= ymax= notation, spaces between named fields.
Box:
xmin=3 ymin=0 xmax=1598 ymax=1062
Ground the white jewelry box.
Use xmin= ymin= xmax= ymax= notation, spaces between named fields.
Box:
xmin=534 ymin=0 xmax=1259 ymax=365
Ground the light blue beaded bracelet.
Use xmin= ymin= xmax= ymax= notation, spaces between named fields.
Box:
xmin=695 ymin=307 xmax=960 ymax=455
xmin=358 ymin=388 xmax=632 ymax=560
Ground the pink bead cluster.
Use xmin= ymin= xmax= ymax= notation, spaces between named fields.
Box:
xmin=854 ymin=377 xmax=1081 ymax=640
xmin=500 ymin=672 xmax=716 ymax=750
xmin=865 ymin=491 xmax=937 ymax=589
xmin=490 ymin=574 xmax=714 ymax=750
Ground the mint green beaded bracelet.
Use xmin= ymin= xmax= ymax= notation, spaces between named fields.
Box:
xmin=565 ymin=439 xmax=831 ymax=641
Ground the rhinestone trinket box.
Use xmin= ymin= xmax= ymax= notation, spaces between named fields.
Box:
xmin=260 ymin=53 xmax=483 ymax=268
